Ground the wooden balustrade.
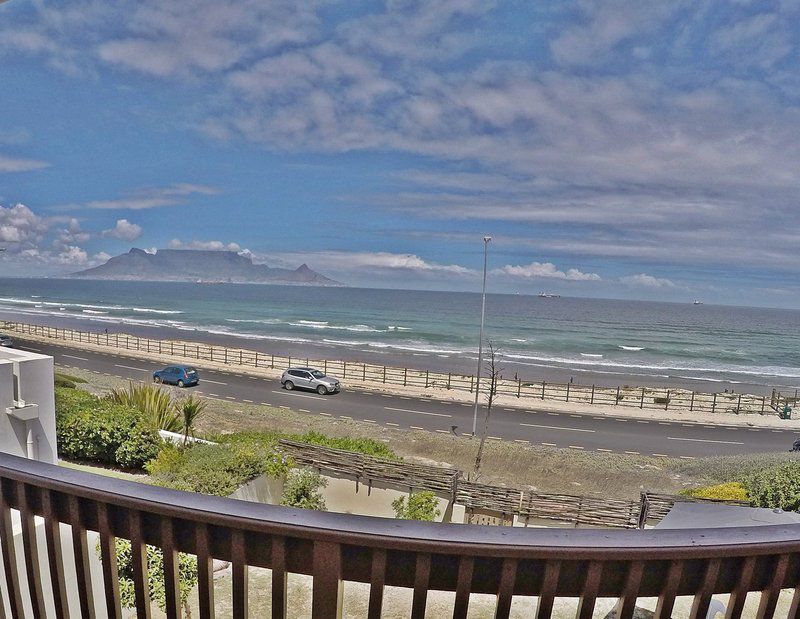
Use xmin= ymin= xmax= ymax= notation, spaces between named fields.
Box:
xmin=2 ymin=453 xmax=800 ymax=618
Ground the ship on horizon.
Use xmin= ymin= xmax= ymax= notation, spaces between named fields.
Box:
xmin=538 ymin=292 xmax=561 ymax=298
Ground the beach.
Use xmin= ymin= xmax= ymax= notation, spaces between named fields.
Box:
xmin=1 ymin=278 xmax=799 ymax=395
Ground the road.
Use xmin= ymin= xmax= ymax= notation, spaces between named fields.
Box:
xmin=16 ymin=338 xmax=798 ymax=458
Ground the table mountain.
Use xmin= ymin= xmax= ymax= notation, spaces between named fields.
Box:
xmin=69 ymin=248 xmax=342 ymax=286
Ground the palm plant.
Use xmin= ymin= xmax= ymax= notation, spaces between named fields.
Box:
xmin=176 ymin=395 xmax=207 ymax=446
xmin=108 ymin=382 xmax=180 ymax=432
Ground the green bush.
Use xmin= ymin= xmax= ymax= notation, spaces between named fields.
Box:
xmin=281 ymin=469 xmax=327 ymax=510
xmin=54 ymin=372 xmax=88 ymax=389
xmin=55 ymin=387 xmax=162 ymax=469
xmin=112 ymin=539 xmax=197 ymax=614
xmin=681 ymin=482 xmax=749 ymax=502
xmin=107 ymin=383 xmax=180 ymax=432
xmin=743 ymin=461 xmax=800 ymax=511
xmin=392 ymin=491 xmax=441 ymax=521
xmin=146 ymin=442 xmax=289 ymax=496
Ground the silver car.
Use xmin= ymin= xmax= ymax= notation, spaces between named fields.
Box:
xmin=281 ymin=367 xmax=341 ymax=395
xmin=0 ymin=335 xmax=12 ymax=347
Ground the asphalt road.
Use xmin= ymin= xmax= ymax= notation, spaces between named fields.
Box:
xmin=16 ymin=338 xmax=799 ymax=458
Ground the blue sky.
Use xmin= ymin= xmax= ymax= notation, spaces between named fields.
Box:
xmin=1 ymin=0 xmax=800 ymax=307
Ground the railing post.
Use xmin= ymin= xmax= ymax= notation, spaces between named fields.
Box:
xmin=590 ymin=385 xmax=595 ymax=404
xmin=542 ymin=381 xmax=546 ymax=400
xmin=615 ymin=385 xmax=620 ymax=405
xmin=565 ymin=382 xmax=570 ymax=402
xmin=665 ymin=390 xmax=669 ymax=411
xmin=761 ymin=396 xmax=766 ymax=415
xmin=363 ymin=364 xmax=367 ymax=382
xmin=404 ymin=367 xmax=408 ymax=387
xmin=640 ymin=388 xmax=645 ymax=409
xmin=712 ymin=393 xmax=717 ymax=414
xmin=447 ymin=373 xmax=451 ymax=390
xmin=690 ymin=391 xmax=695 ymax=411
xmin=312 ymin=541 xmax=343 ymax=619
xmin=425 ymin=370 xmax=429 ymax=388
xmin=736 ymin=394 xmax=742 ymax=414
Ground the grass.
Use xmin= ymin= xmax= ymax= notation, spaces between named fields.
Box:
xmin=59 ymin=459 xmax=148 ymax=482
xmin=62 ymin=367 xmax=800 ymax=500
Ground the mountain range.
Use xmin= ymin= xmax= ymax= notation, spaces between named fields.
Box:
xmin=69 ymin=248 xmax=341 ymax=286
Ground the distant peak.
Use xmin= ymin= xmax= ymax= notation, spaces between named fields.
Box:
xmin=296 ymin=263 xmax=312 ymax=272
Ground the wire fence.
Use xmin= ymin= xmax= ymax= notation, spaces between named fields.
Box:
xmin=3 ymin=319 xmax=794 ymax=417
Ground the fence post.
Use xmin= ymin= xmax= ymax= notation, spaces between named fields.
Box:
xmin=565 ymin=382 xmax=570 ymax=402
xmin=615 ymin=385 xmax=620 ymax=405
xmin=470 ymin=375 xmax=473 ymax=393
xmin=363 ymin=364 xmax=367 ymax=382
xmin=640 ymin=388 xmax=645 ymax=409
xmin=384 ymin=366 xmax=387 ymax=384
xmin=541 ymin=381 xmax=546 ymax=400
xmin=404 ymin=368 xmax=408 ymax=387
xmin=288 ymin=356 xmax=292 ymax=368
xmin=323 ymin=359 xmax=327 ymax=374
xmin=664 ymin=390 xmax=669 ymax=411
xmin=761 ymin=396 xmax=766 ymax=415
xmin=736 ymin=394 xmax=742 ymax=414
xmin=690 ymin=391 xmax=695 ymax=412
xmin=211 ymin=347 xmax=214 ymax=362
xmin=255 ymin=351 xmax=260 ymax=368
xmin=517 ymin=379 xmax=522 ymax=398
xmin=590 ymin=385 xmax=595 ymax=405
xmin=424 ymin=370 xmax=429 ymax=388
xmin=711 ymin=393 xmax=717 ymax=414
xmin=224 ymin=348 xmax=228 ymax=364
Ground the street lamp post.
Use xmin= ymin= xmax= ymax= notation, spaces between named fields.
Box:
xmin=472 ymin=236 xmax=491 ymax=436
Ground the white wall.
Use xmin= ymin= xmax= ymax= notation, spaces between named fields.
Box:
xmin=0 ymin=348 xmax=57 ymax=464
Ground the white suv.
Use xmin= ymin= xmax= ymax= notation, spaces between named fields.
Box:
xmin=281 ymin=367 xmax=341 ymax=395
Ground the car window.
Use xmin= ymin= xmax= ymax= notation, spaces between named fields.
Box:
xmin=311 ymin=370 xmax=325 ymax=378
xmin=288 ymin=369 xmax=301 ymax=377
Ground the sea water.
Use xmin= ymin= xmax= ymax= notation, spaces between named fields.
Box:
xmin=0 ymin=278 xmax=798 ymax=393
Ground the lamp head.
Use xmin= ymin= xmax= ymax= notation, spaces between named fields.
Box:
xmin=483 ymin=236 xmax=492 ymax=243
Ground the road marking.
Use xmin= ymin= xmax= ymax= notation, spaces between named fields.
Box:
xmin=261 ymin=402 xmax=271 ymax=406
xmin=410 ymin=425 xmax=424 ymax=430
xmin=568 ymin=445 xmax=584 ymax=450
xmin=242 ymin=399 xmax=254 ymax=403
xmin=547 ymin=412 xmax=559 ymax=416
xmin=319 ymin=412 xmax=332 ymax=416
xmin=364 ymin=419 xmax=376 ymax=423
xmin=63 ymin=354 xmax=88 ymax=361
xmin=436 ymin=429 xmax=450 ymax=434
xmin=615 ymin=419 xmax=626 ymax=422
xmin=384 ymin=406 xmax=452 ymax=418
xmin=503 ymin=408 xmax=516 ymax=412
xmin=22 ymin=346 xmax=42 ymax=351
xmin=400 ymin=396 xmax=411 ymax=400
xmin=381 ymin=394 xmax=392 ymax=398
xmin=514 ymin=439 xmax=529 ymax=444
xmin=679 ymin=456 xmax=695 ymax=460
xmin=519 ymin=423 xmax=595 ymax=433
xmin=386 ymin=422 xmax=399 ymax=427
xmin=460 ymin=403 xmax=471 ymax=407
xmin=652 ymin=453 xmax=668 ymax=457
xmin=202 ymin=379 xmax=227 ymax=385
xmin=636 ymin=420 xmax=649 ymax=424
xmin=340 ymin=416 xmax=353 ymax=420
xmin=225 ymin=396 xmax=236 ymax=400
xmin=667 ymin=437 xmax=745 ymax=445
xmin=541 ymin=442 xmax=557 ymax=447
xmin=271 ymin=390 xmax=323 ymax=400
xmin=249 ymin=377 xmax=259 ymax=380
xmin=115 ymin=364 xmax=148 ymax=372
xmin=625 ymin=451 xmax=640 ymax=455
xmin=597 ymin=448 xmax=612 ymax=452
xmin=570 ymin=414 xmax=581 ymax=418
xmin=658 ymin=422 xmax=670 ymax=425
xmin=747 ymin=429 xmax=760 ymax=432
xmin=209 ymin=393 xmax=219 ymax=397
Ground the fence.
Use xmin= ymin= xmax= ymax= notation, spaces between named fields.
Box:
xmin=2 ymin=320 xmax=782 ymax=416
xmin=277 ymin=440 xmax=742 ymax=530
xmin=4 ymin=452 xmax=799 ymax=619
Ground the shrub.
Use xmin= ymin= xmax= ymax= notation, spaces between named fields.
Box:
xmin=112 ymin=539 xmax=197 ymax=615
xmin=146 ymin=442 xmax=289 ymax=496
xmin=743 ymin=461 xmax=800 ymax=511
xmin=216 ymin=429 xmax=400 ymax=460
xmin=281 ymin=469 xmax=327 ymax=510
xmin=55 ymin=387 xmax=162 ymax=469
xmin=681 ymin=482 xmax=749 ymax=502
xmin=107 ymin=383 xmax=180 ymax=432
xmin=392 ymin=491 xmax=441 ymax=521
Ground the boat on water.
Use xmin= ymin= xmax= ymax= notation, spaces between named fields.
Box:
xmin=693 ymin=300 xmax=703 ymax=305
xmin=538 ymin=292 xmax=561 ymax=298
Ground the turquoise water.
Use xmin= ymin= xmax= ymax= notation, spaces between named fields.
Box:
xmin=0 ymin=278 xmax=798 ymax=392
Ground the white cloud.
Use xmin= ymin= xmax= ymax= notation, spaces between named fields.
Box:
xmin=264 ymin=250 xmax=474 ymax=276
xmin=63 ymin=183 xmax=217 ymax=210
xmin=102 ymin=219 xmax=143 ymax=241
xmin=54 ymin=245 xmax=89 ymax=265
xmin=619 ymin=273 xmax=676 ymax=288
xmin=495 ymin=262 xmax=601 ymax=281
xmin=168 ymin=239 xmax=242 ymax=252
xmin=0 ymin=204 xmax=49 ymax=248
xmin=0 ymin=154 xmax=49 ymax=173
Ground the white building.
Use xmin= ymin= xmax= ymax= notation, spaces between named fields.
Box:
xmin=0 ymin=346 xmax=57 ymax=463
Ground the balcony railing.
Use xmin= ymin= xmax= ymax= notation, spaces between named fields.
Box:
xmin=1 ymin=452 xmax=800 ymax=618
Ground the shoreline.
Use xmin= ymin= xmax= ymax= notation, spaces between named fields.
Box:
xmin=0 ymin=310 xmax=790 ymax=396
xmin=8 ymin=319 xmax=800 ymax=429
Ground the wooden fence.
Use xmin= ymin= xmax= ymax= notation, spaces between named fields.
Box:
xmin=2 ymin=319 xmax=783 ymax=416
xmin=278 ymin=440 xmax=743 ymax=529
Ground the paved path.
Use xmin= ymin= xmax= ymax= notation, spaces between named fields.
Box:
xmin=18 ymin=338 xmax=797 ymax=458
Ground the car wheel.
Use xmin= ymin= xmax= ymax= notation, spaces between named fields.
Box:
xmin=317 ymin=385 xmax=328 ymax=395
xmin=178 ymin=380 xmax=185 ymax=388
xmin=284 ymin=381 xmax=294 ymax=391
xmin=153 ymin=376 xmax=162 ymax=384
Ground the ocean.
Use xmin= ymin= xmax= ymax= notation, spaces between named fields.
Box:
xmin=0 ymin=278 xmax=798 ymax=394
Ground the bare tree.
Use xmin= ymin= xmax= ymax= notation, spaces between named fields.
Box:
xmin=473 ymin=341 xmax=502 ymax=477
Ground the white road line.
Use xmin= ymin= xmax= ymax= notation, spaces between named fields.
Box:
xmin=386 ymin=422 xmax=399 ymax=427
xmin=652 ymin=453 xmax=668 ymax=457
xmin=63 ymin=354 xmax=89 ymax=361
xmin=488 ymin=436 xmax=502 ymax=441
xmin=547 ymin=412 xmax=559 ymax=416
xmin=436 ymin=429 xmax=450 ymax=434
xmin=541 ymin=442 xmax=557 ymax=447
xmin=624 ymin=451 xmax=640 ymax=455
xmin=460 ymin=403 xmax=471 ymax=407
xmin=519 ymin=423 xmax=595 ymax=433
xmin=679 ymin=456 xmax=695 ymax=460
xmin=514 ymin=439 xmax=529 ymax=444
xmin=319 ymin=412 xmax=332 ymax=416
xmin=270 ymin=390 xmax=324 ymax=400
xmin=568 ymin=445 xmax=584 ymax=450
xmin=381 ymin=395 xmax=392 ymax=398
xmin=667 ymin=437 xmax=745 ymax=445
xmin=364 ymin=419 xmax=377 ymax=424
xmin=209 ymin=393 xmax=219 ymax=397
xmin=570 ymin=414 xmax=581 ymax=418
xmin=636 ymin=420 xmax=649 ymax=424
xmin=22 ymin=346 xmax=42 ymax=351
xmin=299 ymin=409 xmax=311 ymax=413
xmin=115 ymin=364 xmax=148 ymax=372
xmin=410 ymin=425 xmax=424 ymax=430
xmin=340 ymin=416 xmax=353 ymax=420
xmin=384 ymin=406 xmax=452 ymax=418
xmin=202 ymin=379 xmax=228 ymax=385
xmin=243 ymin=399 xmax=254 ymax=403
xmin=597 ymin=448 xmax=612 ymax=452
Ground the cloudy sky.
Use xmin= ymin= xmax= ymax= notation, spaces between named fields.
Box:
xmin=1 ymin=0 xmax=800 ymax=306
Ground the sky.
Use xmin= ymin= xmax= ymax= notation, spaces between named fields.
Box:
xmin=1 ymin=0 xmax=800 ymax=307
